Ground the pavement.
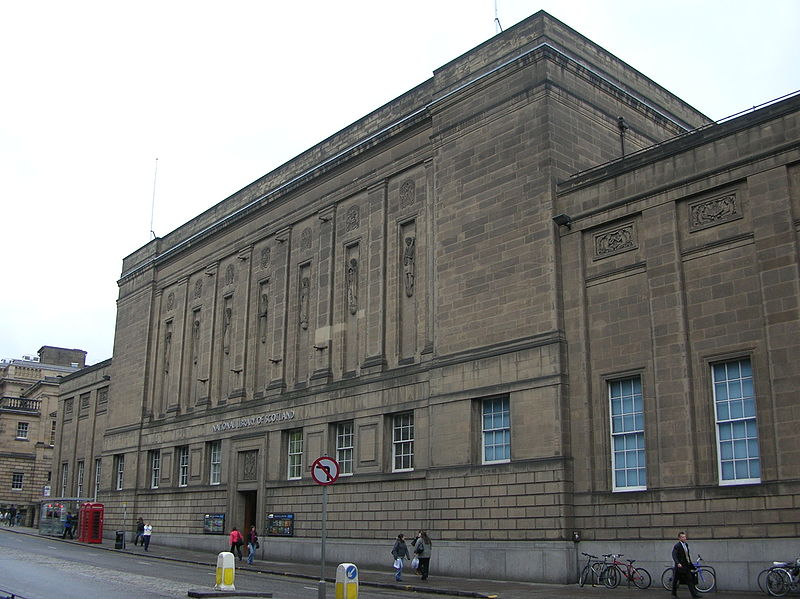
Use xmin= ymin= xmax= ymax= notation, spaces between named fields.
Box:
xmin=0 ymin=525 xmax=771 ymax=599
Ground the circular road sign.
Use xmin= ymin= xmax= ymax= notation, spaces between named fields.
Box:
xmin=311 ymin=456 xmax=340 ymax=485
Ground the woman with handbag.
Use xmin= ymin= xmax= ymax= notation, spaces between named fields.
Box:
xmin=229 ymin=527 xmax=244 ymax=561
xmin=391 ymin=534 xmax=410 ymax=581
xmin=412 ymin=530 xmax=432 ymax=580
xmin=247 ymin=525 xmax=259 ymax=565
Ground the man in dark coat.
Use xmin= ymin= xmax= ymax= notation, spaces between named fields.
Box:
xmin=671 ymin=531 xmax=700 ymax=598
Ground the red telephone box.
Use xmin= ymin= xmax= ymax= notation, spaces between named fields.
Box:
xmin=78 ymin=502 xmax=104 ymax=544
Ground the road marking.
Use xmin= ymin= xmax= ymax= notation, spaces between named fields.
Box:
xmin=303 ymin=586 xmax=316 ymax=590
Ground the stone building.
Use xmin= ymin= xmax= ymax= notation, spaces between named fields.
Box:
xmin=51 ymin=359 xmax=111 ymax=503
xmin=56 ymin=11 xmax=799 ymax=589
xmin=0 ymin=346 xmax=85 ymax=524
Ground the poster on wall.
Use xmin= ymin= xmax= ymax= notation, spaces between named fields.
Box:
xmin=266 ymin=513 xmax=294 ymax=536
xmin=203 ymin=513 xmax=225 ymax=534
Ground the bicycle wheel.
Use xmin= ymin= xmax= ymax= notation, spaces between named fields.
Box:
xmin=766 ymin=568 xmax=790 ymax=597
xmin=632 ymin=567 xmax=652 ymax=589
xmin=694 ymin=568 xmax=715 ymax=593
xmin=603 ymin=566 xmax=620 ymax=589
xmin=758 ymin=568 xmax=772 ymax=593
xmin=579 ymin=564 xmax=591 ymax=587
xmin=662 ymin=567 xmax=675 ymax=591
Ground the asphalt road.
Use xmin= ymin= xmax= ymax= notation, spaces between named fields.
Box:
xmin=0 ymin=531 xmax=445 ymax=599
xmin=0 ymin=528 xmax=774 ymax=599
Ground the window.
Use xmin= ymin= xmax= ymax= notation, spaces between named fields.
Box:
xmin=49 ymin=419 xmax=56 ymax=446
xmin=150 ymin=450 xmax=161 ymax=489
xmin=287 ymin=430 xmax=303 ymax=480
xmin=15 ymin=422 xmax=29 ymax=440
xmin=482 ymin=396 xmax=510 ymax=464
xmin=392 ymin=413 xmax=414 ymax=472
xmin=80 ymin=392 xmax=90 ymax=409
xmin=609 ymin=376 xmax=646 ymax=491
xmin=60 ymin=463 xmax=69 ymax=496
xmin=114 ymin=454 xmax=125 ymax=491
xmin=335 ymin=422 xmax=354 ymax=476
xmin=713 ymin=358 xmax=760 ymax=484
xmin=177 ymin=446 xmax=189 ymax=487
xmin=209 ymin=441 xmax=221 ymax=485
xmin=76 ymin=461 xmax=85 ymax=497
xmin=64 ymin=398 xmax=73 ymax=416
xmin=11 ymin=473 xmax=23 ymax=490
xmin=94 ymin=458 xmax=102 ymax=500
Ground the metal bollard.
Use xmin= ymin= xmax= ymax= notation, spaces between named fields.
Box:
xmin=215 ymin=551 xmax=236 ymax=591
xmin=335 ymin=563 xmax=358 ymax=599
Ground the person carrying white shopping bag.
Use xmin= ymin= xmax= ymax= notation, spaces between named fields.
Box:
xmin=391 ymin=533 xmax=410 ymax=582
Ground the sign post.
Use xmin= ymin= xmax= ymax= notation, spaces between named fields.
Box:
xmin=311 ymin=456 xmax=340 ymax=599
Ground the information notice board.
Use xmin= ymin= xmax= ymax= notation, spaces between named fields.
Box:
xmin=266 ymin=513 xmax=294 ymax=536
xmin=203 ymin=513 xmax=225 ymax=534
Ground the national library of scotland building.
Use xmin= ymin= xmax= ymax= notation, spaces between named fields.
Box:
xmin=51 ymin=11 xmax=800 ymax=589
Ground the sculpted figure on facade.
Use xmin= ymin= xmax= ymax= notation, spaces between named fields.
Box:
xmin=403 ymin=236 xmax=416 ymax=297
xmin=299 ymin=277 xmax=310 ymax=330
xmin=191 ymin=316 xmax=200 ymax=365
xmin=164 ymin=330 xmax=172 ymax=373
xmin=259 ymin=293 xmax=269 ymax=343
xmin=347 ymin=258 xmax=358 ymax=315
xmin=223 ymin=306 xmax=232 ymax=355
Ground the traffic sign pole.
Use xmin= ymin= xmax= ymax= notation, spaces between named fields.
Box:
xmin=318 ymin=484 xmax=328 ymax=599
xmin=311 ymin=456 xmax=339 ymax=599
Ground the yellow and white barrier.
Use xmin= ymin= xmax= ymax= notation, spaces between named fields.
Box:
xmin=214 ymin=551 xmax=236 ymax=591
xmin=335 ymin=562 xmax=358 ymax=599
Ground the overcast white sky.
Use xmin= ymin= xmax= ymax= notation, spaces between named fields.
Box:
xmin=1 ymin=0 xmax=798 ymax=365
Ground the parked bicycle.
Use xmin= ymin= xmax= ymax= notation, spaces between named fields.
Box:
xmin=661 ymin=554 xmax=716 ymax=593
xmin=763 ymin=559 xmax=800 ymax=597
xmin=601 ymin=553 xmax=652 ymax=589
xmin=579 ymin=552 xmax=610 ymax=587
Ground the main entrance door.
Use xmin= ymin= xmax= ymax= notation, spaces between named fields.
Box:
xmin=240 ymin=490 xmax=257 ymax=532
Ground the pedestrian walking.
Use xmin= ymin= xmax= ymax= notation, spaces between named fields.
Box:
xmin=142 ymin=522 xmax=153 ymax=551
xmin=62 ymin=512 xmax=74 ymax=539
xmin=671 ymin=531 xmax=700 ymax=598
xmin=391 ymin=533 xmax=410 ymax=582
xmin=247 ymin=525 xmax=259 ymax=565
xmin=229 ymin=527 xmax=244 ymax=561
xmin=8 ymin=506 xmax=17 ymax=527
xmin=412 ymin=530 xmax=432 ymax=580
xmin=134 ymin=517 xmax=145 ymax=546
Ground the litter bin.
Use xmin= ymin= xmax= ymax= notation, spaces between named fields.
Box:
xmin=114 ymin=530 xmax=125 ymax=549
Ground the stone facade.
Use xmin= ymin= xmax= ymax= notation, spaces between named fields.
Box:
xmin=52 ymin=11 xmax=800 ymax=590
xmin=0 ymin=346 xmax=85 ymax=524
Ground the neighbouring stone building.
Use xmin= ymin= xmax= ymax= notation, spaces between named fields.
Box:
xmin=0 ymin=346 xmax=85 ymax=524
xmin=53 ymin=11 xmax=799 ymax=590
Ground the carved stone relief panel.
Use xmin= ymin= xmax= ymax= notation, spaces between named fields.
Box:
xmin=689 ymin=192 xmax=742 ymax=232
xmin=240 ymin=450 xmax=258 ymax=481
xmin=593 ymin=223 xmax=638 ymax=260
xmin=224 ymin=264 xmax=236 ymax=287
xmin=345 ymin=205 xmax=360 ymax=232
xmin=400 ymin=179 xmax=416 ymax=210
xmin=300 ymin=227 xmax=313 ymax=250
xmin=260 ymin=247 xmax=271 ymax=269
